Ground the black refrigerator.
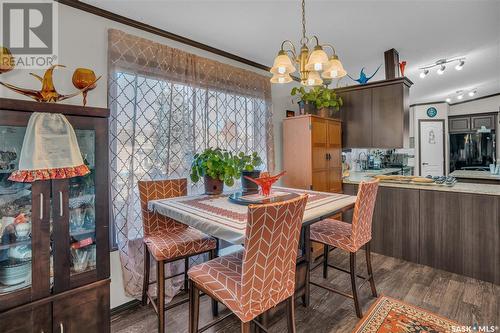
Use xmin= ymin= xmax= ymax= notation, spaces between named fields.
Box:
xmin=450 ymin=129 xmax=496 ymax=172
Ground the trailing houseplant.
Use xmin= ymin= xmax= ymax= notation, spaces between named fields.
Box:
xmin=235 ymin=152 xmax=263 ymax=193
xmin=291 ymin=86 xmax=343 ymax=118
xmin=190 ymin=148 xmax=240 ymax=194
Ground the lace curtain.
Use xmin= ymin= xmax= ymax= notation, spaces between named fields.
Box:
xmin=107 ymin=29 xmax=274 ymax=297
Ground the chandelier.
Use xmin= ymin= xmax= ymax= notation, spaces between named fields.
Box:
xmin=270 ymin=0 xmax=347 ymax=86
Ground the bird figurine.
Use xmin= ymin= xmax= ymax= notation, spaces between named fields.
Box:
xmin=347 ymin=65 xmax=381 ymax=85
xmin=0 ymin=64 xmax=100 ymax=103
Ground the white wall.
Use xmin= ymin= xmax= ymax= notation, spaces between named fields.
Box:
xmin=0 ymin=3 xmax=292 ymax=308
xmin=449 ymin=95 xmax=500 ymax=116
xmin=413 ymin=103 xmax=450 ymax=175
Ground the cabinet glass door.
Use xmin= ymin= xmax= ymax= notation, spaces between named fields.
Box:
xmin=68 ymin=129 xmax=96 ymax=277
xmin=0 ymin=126 xmax=32 ymax=295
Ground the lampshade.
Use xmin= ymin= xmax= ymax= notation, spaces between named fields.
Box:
xmin=305 ymin=46 xmax=329 ymax=71
xmin=270 ymin=73 xmax=293 ymax=84
xmin=322 ymin=55 xmax=347 ymax=79
xmin=270 ymin=51 xmax=296 ymax=75
xmin=305 ymin=71 xmax=323 ymax=86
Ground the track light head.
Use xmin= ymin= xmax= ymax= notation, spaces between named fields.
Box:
xmin=420 ymin=69 xmax=429 ymax=78
xmin=446 ymin=98 xmax=451 ymax=103
xmin=437 ymin=65 xmax=446 ymax=75
xmin=455 ymin=60 xmax=465 ymax=71
xmin=468 ymin=90 xmax=476 ymax=97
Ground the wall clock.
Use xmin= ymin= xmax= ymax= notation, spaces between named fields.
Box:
xmin=426 ymin=107 xmax=438 ymax=118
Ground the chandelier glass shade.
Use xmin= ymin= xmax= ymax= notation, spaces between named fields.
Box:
xmin=269 ymin=0 xmax=346 ymax=86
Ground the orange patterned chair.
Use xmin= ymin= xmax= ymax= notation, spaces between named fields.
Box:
xmin=188 ymin=195 xmax=308 ymax=333
xmin=138 ymin=179 xmax=217 ymax=333
xmin=309 ymin=180 xmax=379 ymax=318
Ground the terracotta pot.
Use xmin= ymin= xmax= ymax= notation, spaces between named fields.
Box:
xmin=318 ymin=107 xmax=341 ymax=120
xmin=204 ymin=175 xmax=224 ymax=195
xmin=241 ymin=170 xmax=261 ymax=193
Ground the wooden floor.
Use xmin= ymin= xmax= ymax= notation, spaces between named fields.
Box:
xmin=111 ymin=250 xmax=500 ymax=333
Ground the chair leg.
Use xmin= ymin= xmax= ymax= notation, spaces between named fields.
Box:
xmin=350 ymin=252 xmax=362 ymax=318
xmin=157 ymin=261 xmax=165 ymax=333
xmin=184 ymin=257 xmax=189 ymax=292
xmin=365 ymin=242 xmax=378 ymax=297
xmin=322 ymin=244 xmax=329 ymax=279
xmin=241 ymin=321 xmax=251 ymax=333
xmin=208 ymin=249 xmax=219 ymax=317
xmin=286 ymin=296 xmax=296 ymax=333
xmin=188 ymin=280 xmax=200 ymax=333
xmin=142 ymin=246 xmax=150 ymax=306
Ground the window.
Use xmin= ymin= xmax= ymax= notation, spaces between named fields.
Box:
xmin=108 ymin=71 xmax=271 ymax=246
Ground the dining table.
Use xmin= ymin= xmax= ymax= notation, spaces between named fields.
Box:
xmin=148 ymin=186 xmax=357 ymax=309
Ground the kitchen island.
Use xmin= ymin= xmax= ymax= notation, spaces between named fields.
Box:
xmin=343 ymin=174 xmax=500 ymax=284
xmin=449 ymin=170 xmax=500 ymax=185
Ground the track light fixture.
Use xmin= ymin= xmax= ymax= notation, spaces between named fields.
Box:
xmin=419 ymin=57 xmax=465 ymax=78
xmin=445 ymin=89 xmax=477 ymax=103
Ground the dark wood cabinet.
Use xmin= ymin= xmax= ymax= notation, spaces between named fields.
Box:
xmin=336 ymin=77 xmax=412 ymax=148
xmin=340 ymin=89 xmax=372 ymax=148
xmin=53 ymin=281 xmax=110 ymax=333
xmin=449 ymin=116 xmax=470 ymax=132
xmin=0 ymin=98 xmax=110 ymax=332
xmin=449 ymin=113 xmax=497 ymax=133
xmin=471 ymin=114 xmax=496 ymax=130
xmin=0 ymin=303 xmax=51 ymax=333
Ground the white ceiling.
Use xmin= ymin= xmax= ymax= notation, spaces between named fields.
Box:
xmin=84 ymin=0 xmax=500 ymax=104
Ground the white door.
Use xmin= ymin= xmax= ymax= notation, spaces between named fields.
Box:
xmin=420 ymin=120 xmax=444 ymax=176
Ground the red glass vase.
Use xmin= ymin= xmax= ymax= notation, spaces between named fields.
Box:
xmin=244 ymin=171 xmax=286 ymax=196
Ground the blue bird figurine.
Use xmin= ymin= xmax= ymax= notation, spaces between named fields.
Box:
xmin=348 ymin=65 xmax=381 ymax=85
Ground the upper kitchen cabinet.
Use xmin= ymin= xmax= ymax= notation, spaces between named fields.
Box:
xmin=335 ymin=77 xmax=412 ymax=148
xmin=471 ymin=114 xmax=497 ymax=130
xmin=449 ymin=113 xmax=497 ymax=133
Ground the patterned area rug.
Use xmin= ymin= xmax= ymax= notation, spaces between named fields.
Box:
xmin=352 ymin=296 xmax=462 ymax=333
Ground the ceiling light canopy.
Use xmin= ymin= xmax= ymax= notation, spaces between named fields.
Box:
xmin=269 ymin=0 xmax=346 ymax=86
xmin=419 ymin=57 xmax=465 ymax=78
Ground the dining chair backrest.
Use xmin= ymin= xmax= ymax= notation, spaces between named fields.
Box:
xmin=137 ymin=179 xmax=187 ymax=236
xmin=351 ymin=180 xmax=379 ymax=249
xmin=240 ymin=194 xmax=308 ymax=319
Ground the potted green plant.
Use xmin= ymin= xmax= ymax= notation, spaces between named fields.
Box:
xmin=190 ymin=148 xmax=239 ymax=195
xmin=291 ymin=86 xmax=343 ymax=119
xmin=235 ymin=152 xmax=263 ymax=193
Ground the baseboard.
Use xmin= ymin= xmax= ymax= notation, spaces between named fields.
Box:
xmin=110 ymin=299 xmax=142 ymax=317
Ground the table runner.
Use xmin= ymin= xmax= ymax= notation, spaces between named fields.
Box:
xmin=148 ymin=187 xmax=356 ymax=244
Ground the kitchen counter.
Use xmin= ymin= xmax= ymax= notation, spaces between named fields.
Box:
xmin=344 ymin=172 xmax=500 ymax=196
xmin=449 ymin=170 xmax=500 ymax=181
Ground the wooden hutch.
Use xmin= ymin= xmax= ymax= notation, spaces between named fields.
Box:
xmin=0 ymin=98 xmax=110 ymax=332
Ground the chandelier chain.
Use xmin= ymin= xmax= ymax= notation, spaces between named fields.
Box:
xmin=301 ymin=0 xmax=306 ymax=40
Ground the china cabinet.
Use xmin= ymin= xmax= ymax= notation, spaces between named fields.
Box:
xmin=0 ymin=98 xmax=110 ymax=332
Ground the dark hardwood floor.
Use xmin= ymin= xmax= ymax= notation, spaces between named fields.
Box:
xmin=111 ymin=250 xmax=500 ymax=332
